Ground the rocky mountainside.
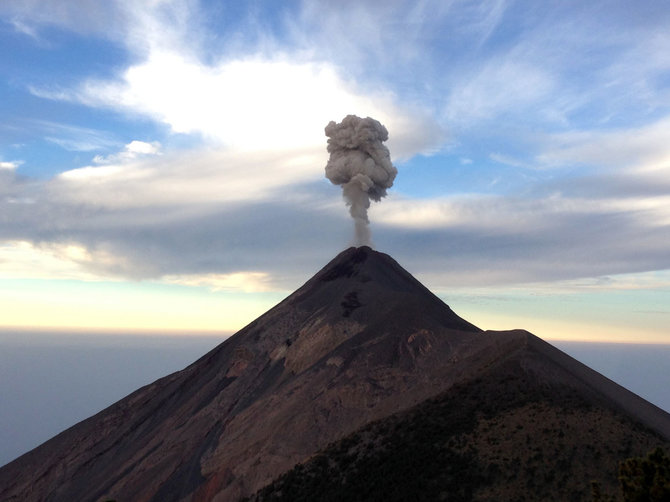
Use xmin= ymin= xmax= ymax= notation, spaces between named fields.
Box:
xmin=1 ymin=246 xmax=669 ymax=502
xmin=250 ymin=334 xmax=670 ymax=501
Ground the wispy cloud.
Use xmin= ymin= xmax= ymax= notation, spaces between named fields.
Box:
xmin=25 ymin=120 xmax=120 ymax=153
xmin=0 ymin=0 xmax=131 ymax=40
xmin=489 ymin=153 xmax=532 ymax=169
xmin=445 ymin=60 xmax=556 ymax=125
xmin=537 ymin=117 xmax=670 ymax=171
xmin=8 ymin=17 xmax=40 ymax=39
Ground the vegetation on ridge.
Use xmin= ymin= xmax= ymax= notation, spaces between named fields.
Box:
xmin=592 ymin=446 xmax=670 ymax=502
xmin=248 ymin=361 xmax=669 ymax=502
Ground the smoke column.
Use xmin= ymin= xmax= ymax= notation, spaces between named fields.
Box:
xmin=324 ymin=115 xmax=397 ymax=247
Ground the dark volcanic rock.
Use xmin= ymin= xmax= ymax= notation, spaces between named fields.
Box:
xmin=250 ymin=336 xmax=670 ymax=501
xmin=1 ymin=246 xmax=669 ymax=502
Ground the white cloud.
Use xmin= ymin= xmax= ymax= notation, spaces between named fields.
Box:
xmin=64 ymin=51 xmax=443 ymax=158
xmin=0 ymin=240 xmax=116 ymax=282
xmin=161 ymin=271 xmax=276 ymax=293
xmin=0 ymin=161 xmax=20 ymax=170
xmin=126 ymin=140 xmax=160 ymax=155
xmin=93 ymin=140 xmax=161 ymax=164
xmin=20 ymin=0 xmax=445 ymax=160
xmin=54 ymin=146 xmax=326 ymax=208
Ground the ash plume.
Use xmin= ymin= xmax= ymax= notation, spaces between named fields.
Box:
xmin=325 ymin=115 xmax=397 ymax=247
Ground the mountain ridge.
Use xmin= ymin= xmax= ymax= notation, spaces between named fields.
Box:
xmin=249 ymin=332 xmax=669 ymax=501
xmin=1 ymin=246 xmax=668 ymax=501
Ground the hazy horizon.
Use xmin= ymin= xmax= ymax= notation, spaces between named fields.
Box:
xmin=1 ymin=329 xmax=668 ymax=468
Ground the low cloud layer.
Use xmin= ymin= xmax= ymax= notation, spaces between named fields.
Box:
xmin=1 ymin=139 xmax=669 ymax=293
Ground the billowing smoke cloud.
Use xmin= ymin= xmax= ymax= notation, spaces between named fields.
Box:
xmin=325 ymin=115 xmax=397 ymax=247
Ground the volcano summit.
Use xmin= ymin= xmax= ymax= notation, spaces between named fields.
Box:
xmin=1 ymin=247 xmax=668 ymax=501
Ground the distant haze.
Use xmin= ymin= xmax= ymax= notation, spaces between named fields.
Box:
xmin=0 ymin=331 xmax=222 ymax=467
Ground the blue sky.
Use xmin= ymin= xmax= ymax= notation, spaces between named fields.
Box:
xmin=1 ymin=0 xmax=670 ymax=342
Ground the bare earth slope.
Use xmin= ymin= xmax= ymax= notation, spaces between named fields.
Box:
xmin=1 ymin=247 xmax=668 ymax=502
xmin=251 ymin=334 xmax=670 ymax=501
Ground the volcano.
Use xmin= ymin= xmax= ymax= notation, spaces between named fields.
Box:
xmin=1 ymin=247 xmax=669 ymax=501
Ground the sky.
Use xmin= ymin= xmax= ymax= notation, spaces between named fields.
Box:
xmin=1 ymin=0 xmax=670 ymax=343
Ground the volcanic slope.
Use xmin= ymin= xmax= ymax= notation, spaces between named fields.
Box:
xmin=250 ymin=334 xmax=670 ymax=502
xmin=1 ymin=246 xmax=669 ymax=502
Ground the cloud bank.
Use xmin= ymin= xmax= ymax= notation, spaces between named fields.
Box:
xmin=1 ymin=0 xmax=669 ymax=300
